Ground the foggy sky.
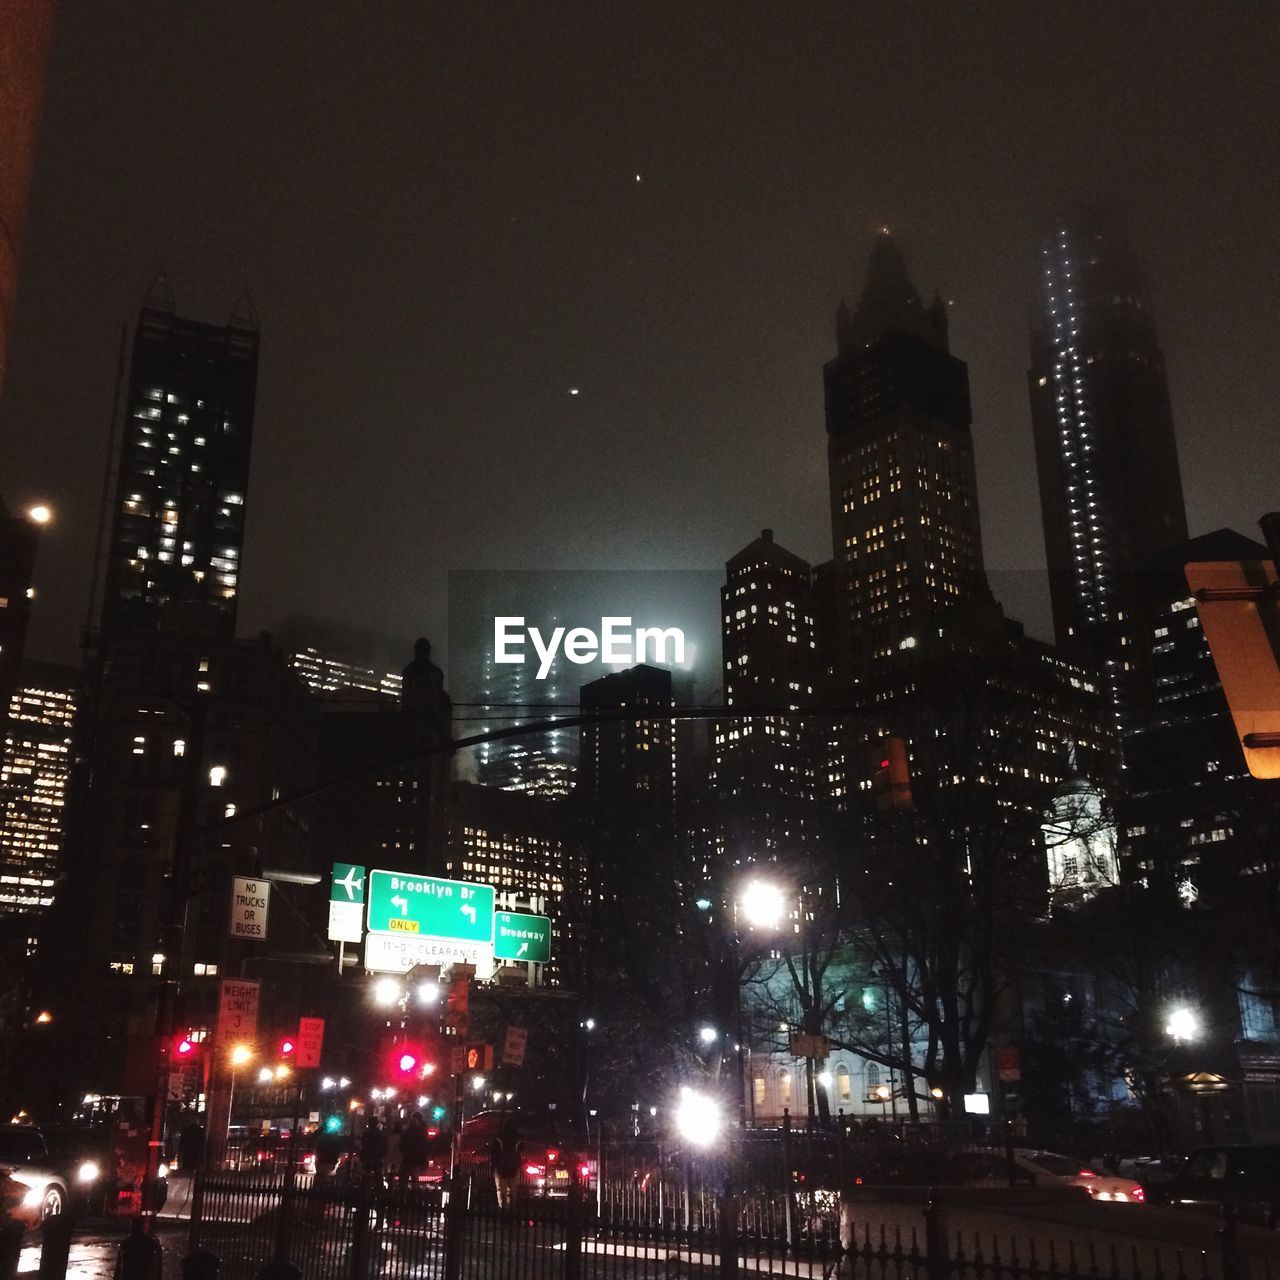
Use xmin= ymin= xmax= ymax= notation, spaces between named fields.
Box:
xmin=2 ymin=2 xmax=1277 ymax=677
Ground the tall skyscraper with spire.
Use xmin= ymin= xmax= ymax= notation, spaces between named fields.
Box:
xmin=1028 ymin=213 xmax=1188 ymax=729
xmin=825 ymin=232 xmax=987 ymax=678
xmin=96 ymin=277 xmax=260 ymax=645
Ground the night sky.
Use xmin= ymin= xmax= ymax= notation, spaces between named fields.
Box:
xmin=2 ymin=2 xmax=1277 ymax=675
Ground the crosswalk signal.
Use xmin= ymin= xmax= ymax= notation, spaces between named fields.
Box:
xmin=871 ymin=736 xmax=913 ymax=813
xmin=465 ymin=1043 xmax=494 ymax=1072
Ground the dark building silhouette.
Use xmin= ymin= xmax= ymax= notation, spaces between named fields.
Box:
xmin=825 ymin=232 xmax=987 ymax=677
xmin=1028 ymin=213 xmax=1188 ymax=730
xmin=1123 ymin=529 xmax=1275 ymax=902
xmin=0 ymin=497 xmax=43 ymax=716
xmin=97 ymin=280 xmax=260 ymax=646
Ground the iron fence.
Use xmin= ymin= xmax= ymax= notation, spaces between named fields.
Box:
xmin=186 ymin=1170 xmax=1273 ymax=1280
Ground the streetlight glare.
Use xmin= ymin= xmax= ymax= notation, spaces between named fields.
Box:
xmin=417 ymin=982 xmax=440 ymax=1006
xmin=698 ymin=1025 xmax=718 ymax=1045
xmin=1165 ymin=1006 xmax=1199 ymax=1042
xmin=674 ymin=1088 xmax=722 ymax=1148
xmin=740 ymin=879 xmax=786 ymax=930
xmin=26 ymin=504 xmax=51 ymax=525
xmin=230 ymin=1044 xmax=253 ymax=1067
xmin=374 ymin=977 xmax=402 ymax=1007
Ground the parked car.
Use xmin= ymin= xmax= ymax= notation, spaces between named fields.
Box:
xmin=0 ymin=1127 xmax=73 ymax=1226
xmin=457 ymin=1112 xmax=596 ymax=1198
xmin=1159 ymin=1145 xmax=1280 ymax=1226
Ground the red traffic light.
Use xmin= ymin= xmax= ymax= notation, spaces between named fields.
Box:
xmin=398 ymin=1052 xmax=418 ymax=1074
xmin=175 ymin=1037 xmax=196 ymax=1057
xmin=279 ymin=1038 xmax=296 ymax=1057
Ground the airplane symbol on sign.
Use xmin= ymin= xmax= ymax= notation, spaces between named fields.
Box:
xmin=335 ymin=867 xmax=364 ymax=901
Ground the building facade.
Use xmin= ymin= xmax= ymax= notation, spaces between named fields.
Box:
xmin=1028 ymin=213 xmax=1189 ymax=730
xmin=97 ymin=281 xmax=259 ymax=646
xmin=825 ymin=232 xmax=987 ymax=676
xmin=0 ymin=661 xmax=76 ymax=922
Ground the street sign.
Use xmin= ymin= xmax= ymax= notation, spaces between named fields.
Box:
xmin=229 ymin=876 xmax=270 ymax=941
xmin=996 ymin=1045 xmax=1022 ymax=1084
xmin=789 ymin=1033 xmax=829 ymax=1060
xmin=493 ymin=912 xmax=552 ymax=963
xmin=328 ymin=862 xmax=366 ymax=944
xmin=216 ymin=979 xmax=260 ymax=1045
xmin=367 ymin=871 xmax=495 ymax=943
xmin=296 ymin=1017 xmax=325 ymax=1069
xmin=363 ymin=932 xmax=494 ymax=979
xmin=502 ymin=1026 xmax=528 ymax=1067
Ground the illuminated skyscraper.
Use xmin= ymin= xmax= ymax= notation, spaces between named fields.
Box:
xmin=1028 ymin=214 xmax=1188 ymax=729
xmin=711 ymin=530 xmax=821 ymax=862
xmin=97 ymin=279 xmax=260 ymax=644
xmin=0 ymin=662 xmax=76 ymax=920
xmin=825 ymin=232 xmax=987 ymax=676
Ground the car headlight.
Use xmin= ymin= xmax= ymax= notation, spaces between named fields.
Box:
xmin=157 ymin=1164 xmax=169 ymax=1179
xmin=22 ymin=1187 xmax=41 ymax=1208
xmin=77 ymin=1160 xmax=101 ymax=1185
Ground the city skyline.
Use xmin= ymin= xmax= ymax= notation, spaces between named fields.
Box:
xmin=0 ymin=3 xmax=1275 ymax=669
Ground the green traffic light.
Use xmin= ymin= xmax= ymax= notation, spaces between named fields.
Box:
xmin=431 ymin=1106 xmax=446 ymax=1120
xmin=324 ymin=1115 xmax=344 ymax=1134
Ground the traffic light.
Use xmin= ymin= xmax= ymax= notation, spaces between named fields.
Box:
xmin=871 ymin=736 xmax=913 ymax=813
xmin=323 ymin=1114 xmax=344 ymax=1135
xmin=173 ymin=1036 xmax=198 ymax=1060
xmin=387 ymin=1041 xmax=436 ymax=1081
xmin=464 ymin=1043 xmax=494 ymax=1072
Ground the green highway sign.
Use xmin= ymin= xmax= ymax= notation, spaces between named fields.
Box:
xmin=330 ymin=863 xmax=366 ymax=904
xmin=493 ymin=912 xmax=552 ymax=963
xmin=367 ymin=870 xmax=495 ymax=944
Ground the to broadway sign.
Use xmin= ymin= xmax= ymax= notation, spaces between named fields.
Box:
xmin=493 ymin=912 xmax=552 ymax=963
xmin=367 ymin=871 xmax=495 ymax=943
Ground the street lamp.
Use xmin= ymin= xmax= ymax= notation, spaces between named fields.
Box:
xmin=674 ymin=1088 xmax=722 ymax=1148
xmin=1165 ymin=1006 xmax=1199 ymax=1043
xmin=740 ymin=879 xmax=786 ymax=931
xmin=373 ymin=977 xmax=402 ymax=1007
xmin=698 ymin=1025 xmax=718 ymax=1045
xmin=26 ymin=504 xmax=51 ymax=525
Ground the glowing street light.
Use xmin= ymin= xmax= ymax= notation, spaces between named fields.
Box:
xmin=373 ymin=977 xmax=402 ymax=1007
xmin=1165 ymin=1006 xmax=1199 ymax=1043
xmin=698 ymin=1025 xmax=718 ymax=1045
xmin=674 ymin=1088 xmax=723 ymax=1148
xmin=740 ymin=880 xmax=786 ymax=931
xmin=230 ymin=1044 xmax=253 ymax=1067
xmin=26 ymin=505 xmax=51 ymax=525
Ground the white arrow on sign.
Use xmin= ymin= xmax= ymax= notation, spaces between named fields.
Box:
xmin=517 ymin=942 xmax=529 ymax=957
xmin=461 ymin=905 xmax=477 ymax=923
xmin=391 ymin=895 xmax=409 ymax=916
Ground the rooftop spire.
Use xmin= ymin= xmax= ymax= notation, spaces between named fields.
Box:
xmin=836 ymin=231 xmax=946 ymax=352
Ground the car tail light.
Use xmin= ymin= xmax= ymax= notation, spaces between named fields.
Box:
xmin=525 ymin=1163 xmax=545 ymax=1177
xmin=1132 ymin=1186 xmax=1145 ymax=1203
xmin=578 ymin=1163 xmax=591 ymax=1178
xmin=1077 ymin=1169 xmax=1097 ymax=1178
